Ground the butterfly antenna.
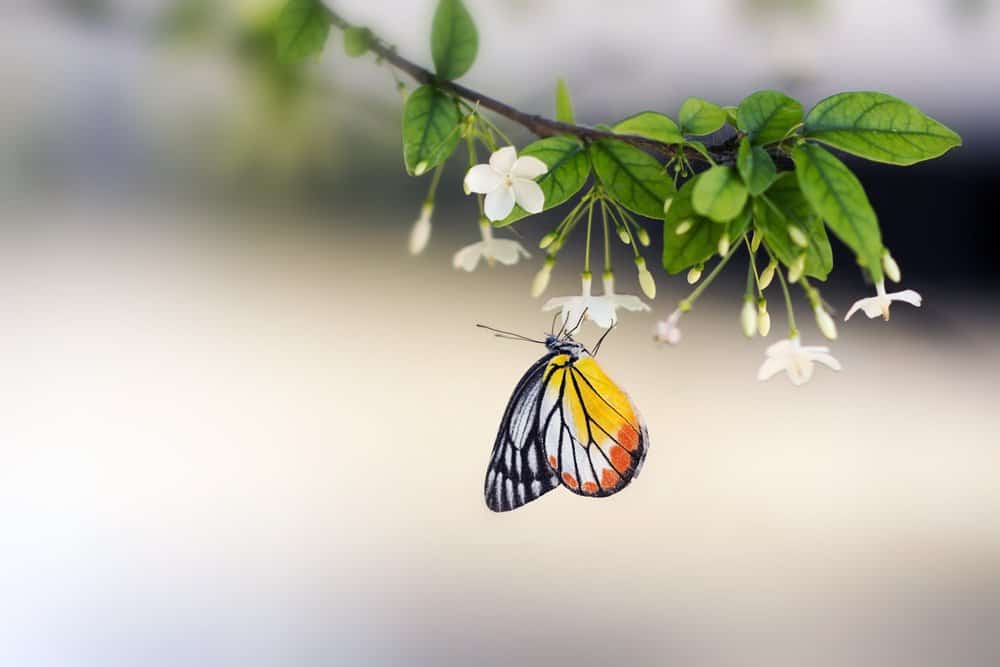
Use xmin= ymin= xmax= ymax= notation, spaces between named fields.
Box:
xmin=566 ymin=308 xmax=589 ymax=338
xmin=549 ymin=311 xmax=560 ymax=337
xmin=592 ymin=322 xmax=615 ymax=357
xmin=476 ymin=323 xmax=546 ymax=344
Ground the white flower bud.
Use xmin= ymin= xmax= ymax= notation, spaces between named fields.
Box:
xmin=637 ymin=227 xmax=651 ymax=247
xmin=531 ymin=260 xmax=554 ymax=297
xmin=814 ymin=305 xmax=838 ymax=340
xmin=759 ymin=261 xmax=776 ymax=290
xmin=788 ymin=225 xmax=809 ymax=248
xmin=539 ymin=232 xmax=557 ymax=249
xmin=717 ymin=234 xmax=730 ymax=257
xmin=882 ymin=250 xmax=901 ymax=283
xmin=414 ymin=161 xmax=429 ymax=177
xmin=787 ymin=254 xmax=806 ymax=283
xmin=675 ymin=220 xmax=693 ymax=235
xmin=687 ymin=265 xmax=702 ymax=284
xmin=757 ymin=300 xmax=771 ymax=337
xmin=408 ymin=202 xmax=433 ymax=255
xmin=618 ymin=225 xmax=631 ymax=244
xmin=751 ymin=230 xmax=762 ymax=252
xmin=635 ymin=258 xmax=656 ymax=299
xmin=741 ymin=298 xmax=757 ymax=338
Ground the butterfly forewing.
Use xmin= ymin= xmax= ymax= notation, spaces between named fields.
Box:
xmin=484 ymin=353 xmax=561 ymax=512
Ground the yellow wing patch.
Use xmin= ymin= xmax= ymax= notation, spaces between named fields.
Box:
xmin=540 ymin=354 xmax=647 ymax=497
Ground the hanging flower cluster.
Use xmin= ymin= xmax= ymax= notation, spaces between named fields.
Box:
xmin=276 ymin=0 xmax=961 ymax=385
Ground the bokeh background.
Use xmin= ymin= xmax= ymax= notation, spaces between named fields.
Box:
xmin=2 ymin=1 xmax=999 ymax=666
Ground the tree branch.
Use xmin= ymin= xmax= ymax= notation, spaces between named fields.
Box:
xmin=324 ymin=6 xmax=735 ymax=163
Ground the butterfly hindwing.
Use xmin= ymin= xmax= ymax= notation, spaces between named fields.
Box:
xmin=539 ymin=354 xmax=648 ymax=497
xmin=484 ymin=353 xmax=562 ymax=512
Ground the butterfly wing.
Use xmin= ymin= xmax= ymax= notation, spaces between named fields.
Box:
xmin=484 ymin=353 xmax=562 ymax=512
xmin=539 ymin=354 xmax=648 ymax=497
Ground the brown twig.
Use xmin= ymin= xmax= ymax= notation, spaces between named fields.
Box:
xmin=324 ymin=6 xmax=737 ymax=164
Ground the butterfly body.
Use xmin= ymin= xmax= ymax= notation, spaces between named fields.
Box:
xmin=485 ymin=333 xmax=648 ymax=512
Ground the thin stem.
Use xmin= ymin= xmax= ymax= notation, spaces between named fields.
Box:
xmin=583 ymin=201 xmax=594 ymax=273
xmin=600 ymin=200 xmax=612 ymax=271
xmin=743 ymin=235 xmax=763 ymax=298
xmin=774 ymin=263 xmax=798 ymax=335
xmin=425 ymin=163 xmax=444 ymax=204
xmin=679 ymin=234 xmax=745 ymax=311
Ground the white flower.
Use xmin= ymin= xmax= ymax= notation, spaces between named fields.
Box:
xmin=453 ymin=218 xmax=530 ymax=271
xmin=542 ymin=272 xmax=649 ymax=330
xmin=654 ymin=309 xmax=683 ymax=345
xmin=464 ymin=146 xmax=548 ymax=222
xmin=408 ymin=202 xmax=433 ymax=255
xmin=757 ymin=336 xmax=842 ymax=386
xmin=844 ymin=280 xmax=922 ymax=322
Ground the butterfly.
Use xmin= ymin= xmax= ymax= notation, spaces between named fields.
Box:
xmin=481 ymin=319 xmax=649 ymax=512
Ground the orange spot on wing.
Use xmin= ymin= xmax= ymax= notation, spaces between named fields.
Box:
xmin=562 ymin=472 xmax=578 ymax=489
xmin=617 ymin=424 xmax=640 ymax=452
xmin=609 ymin=445 xmax=631 ymax=473
xmin=548 ymin=455 xmax=559 ymax=468
xmin=582 ymin=481 xmax=599 ymax=494
xmin=600 ymin=468 xmax=620 ymax=489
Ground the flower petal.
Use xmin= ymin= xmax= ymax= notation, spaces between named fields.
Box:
xmin=452 ymin=242 xmax=484 ymax=271
xmin=484 ymin=185 xmax=516 ymax=221
xmin=489 ymin=146 xmax=517 ymax=174
xmin=788 ymin=359 xmax=814 ymax=386
xmin=845 ymin=296 xmax=884 ymax=321
xmin=510 ymin=155 xmax=548 ymax=180
xmin=464 ymin=164 xmax=503 ymax=195
xmin=764 ymin=338 xmax=795 ymax=358
xmin=757 ymin=356 xmax=787 ymax=381
xmin=511 ymin=178 xmax=545 ymax=214
xmin=809 ymin=352 xmax=842 ymax=371
xmin=890 ymin=289 xmax=923 ymax=308
xmin=585 ymin=298 xmax=617 ymax=329
xmin=610 ymin=294 xmax=651 ymax=312
xmin=487 ymin=239 xmax=529 ymax=266
xmin=542 ymin=296 xmax=574 ymax=311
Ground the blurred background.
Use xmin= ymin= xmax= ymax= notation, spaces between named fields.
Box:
xmin=1 ymin=1 xmax=999 ymax=666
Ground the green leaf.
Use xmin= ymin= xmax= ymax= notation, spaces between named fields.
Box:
xmin=431 ymin=0 xmax=478 ymax=80
xmin=555 ymin=78 xmax=575 ymax=124
xmin=736 ymin=138 xmax=777 ymax=196
xmin=753 ymin=173 xmax=833 ymax=280
xmin=722 ymin=105 xmax=739 ymax=127
xmin=275 ymin=0 xmax=330 ymax=64
xmin=494 ymin=136 xmax=591 ymax=226
xmin=692 ymin=165 xmax=748 ymax=223
xmin=679 ymin=97 xmax=727 ymax=135
xmin=612 ymin=112 xmax=684 ymax=144
xmin=736 ymin=90 xmax=803 ymax=145
xmin=803 ymin=91 xmax=962 ymax=165
xmin=402 ymin=85 xmax=461 ymax=176
xmin=590 ymin=140 xmax=675 ymax=219
xmin=663 ymin=179 xmax=724 ymax=274
xmin=792 ymin=143 xmax=883 ymax=280
xmin=342 ymin=26 xmax=371 ymax=57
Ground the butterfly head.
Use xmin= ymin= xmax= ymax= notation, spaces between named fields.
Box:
xmin=544 ymin=334 xmax=586 ymax=359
